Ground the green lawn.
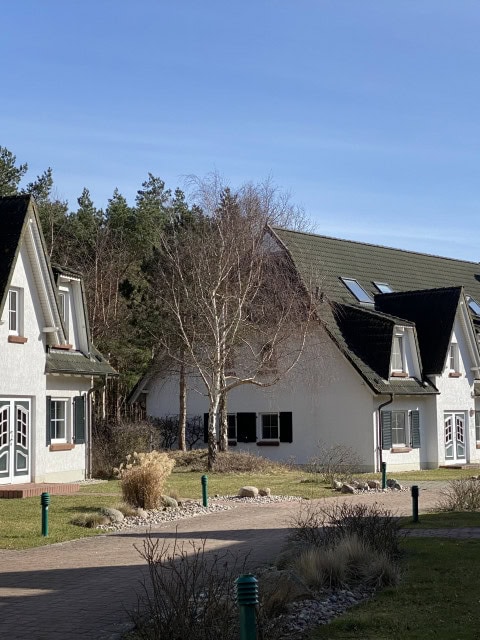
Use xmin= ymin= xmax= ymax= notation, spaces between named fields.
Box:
xmin=402 ymin=510 xmax=480 ymax=529
xmin=310 ymin=538 xmax=480 ymax=640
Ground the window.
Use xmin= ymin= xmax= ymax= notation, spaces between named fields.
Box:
xmin=227 ymin=414 xmax=237 ymax=440
xmin=58 ymin=290 xmax=69 ymax=340
xmin=381 ymin=410 xmax=420 ymax=450
xmin=261 ymin=413 xmax=279 ymax=440
xmin=467 ymin=296 xmax=480 ymax=316
xmin=476 ymin=411 xmax=480 ymax=443
xmin=8 ymin=288 xmax=22 ymax=335
xmin=340 ymin=278 xmax=373 ymax=303
xmin=373 ymin=282 xmax=393 ymax=294
xmin=391 ymin=334 xmax=405 ymax=372
xmin=449 ymin=343 xmax=459 ymax=372
xmin=50 ymin=399 xmax=67 ymax=442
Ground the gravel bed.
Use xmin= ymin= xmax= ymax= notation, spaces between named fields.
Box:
xmin=98 ymin=494 xmax=303 ymax=532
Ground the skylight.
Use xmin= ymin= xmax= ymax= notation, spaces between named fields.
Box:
xmin=373 ymin=282 xmax=393 ymax=294
xmin=340 ymin=278 xmax=373 ymax=303
xmin=467 ymin=296 xmax=480 ymax=316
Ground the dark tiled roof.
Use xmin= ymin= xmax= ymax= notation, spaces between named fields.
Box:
xmin=0 ymin=195 xmax=31 ymax=312
xmin=272 ymin=228 xmax=480 ymax=306
xmin=375 ymin=287 xmax=462 ymax=375
xmin=46 ymin=349 xmax=117 ymax=376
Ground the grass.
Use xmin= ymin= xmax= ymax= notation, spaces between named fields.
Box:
xmin=309 ymin=538 xmax=480 ymax=640
xmin=402 ymin=510 xmax=480 ymax=529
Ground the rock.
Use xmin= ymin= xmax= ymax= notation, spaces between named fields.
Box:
xmin=471 ymin=475 xmax=479 ymax=480
xmin=259 ymin=569 xmax=312 ymax=604
xmin=259 ymin=487 xmax=271 ymax=497
xmin=100 ymin=507 xmax=124 ymax=523
xmin=356 ymin=482 xmax=369 ymax=491
xmin=238 ymin=486 xmax=259 ymax=498
xmin=341 ymin=483 xmax=355 ymax=494
xmin=332 ymin=480 xmax=343 ymax=490
xmin=392 ymin=481 xmax=403 ymax=490
xmin=350 ymin=480 xmax=360 ymax=488
xmin=367 ymin=480 xmax=380 ymax=489
xmin=136 ymin=507 xmax=148 ymax=518
xmin=386 ymin=478 xmax=399 ymax=489
xmin=161 ymin=495 xmax=179 ymax=509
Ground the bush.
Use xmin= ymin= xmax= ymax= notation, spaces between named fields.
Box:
xmin=115 ymin=451 xmax=175 ymax=509
xmin=306 ymin=441 xmax=362 ymax=484
xmin=93 ymin=419 xmax=156 ymax=478
xmin=293 ymin=534 xmax=400 ymax=590
xmin=168 ymin=449 xmax=287 ymax=474
xmin=132 ymin=534 xmax=248 ymax=640
xmin=290 ymin=501 xmax=404 ymax=560
xmin=437 ymin=478 xmax=480 ymax=512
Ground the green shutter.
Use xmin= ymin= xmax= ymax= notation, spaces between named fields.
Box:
xmin=46 ymin=396 xmax=52 ymax=445
xmin=203 ymin=413 xmax=209 ymax=443
xmin=237 ymin=413 xmax=257 ymax=443
xmin=411 ymin=410 xmax=421 ymax=449
xmin=74 ymin=396 xmax=86 ymax=444
xmin=279 ymin=412 xmax=293 ymax=443
xmin=381 ymin=411 xmax=392 ymax=450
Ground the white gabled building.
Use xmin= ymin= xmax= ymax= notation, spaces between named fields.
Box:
xmin=130 ymin=227 xmax=480 ymax=472
xmin=0 ymin=195 xmax=116 ymax=485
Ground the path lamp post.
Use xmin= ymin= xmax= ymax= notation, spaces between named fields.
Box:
xmin=41 ymin=492 xmax=50 ymax=537
xmin=236 ymin=574 xmax=258 ymax=640
xmin=201 ymin=474 xmax=208 ymax=507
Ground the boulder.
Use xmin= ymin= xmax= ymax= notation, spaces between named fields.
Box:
xmin=332 ymin=480 xmax=343 ymax=491
xmin=367 ymin=480 xmax=380 ymax=490
xmin=100 ymin=507 xmax=124 ymax=523
xmin=161 ymin=495 xmax=179 ymax=509
xmin=386 ymin=478 xmax=398 ymax=488
xmin=259 ymin=487 xmax=271 ymax=497
xmin=341 ymin=484 xmax=355 ymax=494
xmin=356 ymin=482 xmax=369 ymax=491
xmin=239 ymin=486 xmax=259 ymax=498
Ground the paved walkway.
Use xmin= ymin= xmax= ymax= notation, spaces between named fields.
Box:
xmin=0 ymin=482 xmax=478 ymax=640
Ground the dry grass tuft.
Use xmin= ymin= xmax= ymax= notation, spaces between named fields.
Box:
xmin=437 ymin=478 xmax=480 ymax=512
xmin=70 ymin=512 xmax=110 ymax=528
xmin=116 ymin=451 xmax=175 ymax=509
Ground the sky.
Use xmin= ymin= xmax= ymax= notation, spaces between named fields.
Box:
xmin=2 ymin=1 xmax=480 ymax=261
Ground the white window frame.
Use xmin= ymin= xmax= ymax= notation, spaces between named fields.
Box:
xmin=391 ymin=333 xmax=405 ymax=373
xmin=261 ymin=413 xmax=279 ymax=440
xmin=8 ymin=288 xmax=23 ymax=336
xmin=391 ymin=410 xmax=408 ymax=447
xmin=449 ymin=343 xmax=459 ymax=372
xmin=50 ymin=399 xmax=69 ymax=443
xmin=58 ymin=288 xmax=69 ymax=340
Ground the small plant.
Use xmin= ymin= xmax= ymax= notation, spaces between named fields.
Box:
xmin=437 ymin=478 xmax=480 ymax=512
xmin=70 ymin=512 xmax=110 ymax=528
xmin=114 ymin=451 xmax=175 ymax=509
xmin=307 ymin=441 xmax=363 ymax=484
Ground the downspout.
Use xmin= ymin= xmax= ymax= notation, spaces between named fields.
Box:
xmin=377 ymin=394 xmax=394 ymax=472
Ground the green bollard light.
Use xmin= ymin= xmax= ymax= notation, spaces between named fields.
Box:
xmin=201 ymin=474 xmax=208 ymax=507
xmin=236 ymin=574 xmax=258 ymax=640
xmin=41 ymin=492 xmax=50 ymax=537
xmin=381 ymin=461 xmax=387 ymax=490
xmin=411 ymin=485 xmax=419 ymax=523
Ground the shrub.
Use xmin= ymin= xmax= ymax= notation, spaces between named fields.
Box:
xmin=167 ymin=449 xmax=287 ymax=473
xmin=293 ymin=534 xmax=400 ymax=589
xmin=307 ymin=441 xmax=362 ymax=484
xmin=93 ymin=419 xmax=156 ymax=478
xmin=437 ymin=478 xmax=480 ymax=512
xmin=132 ymin=534 xmax=248 ymax=640
xmin=290 ymin=501 xmax=404 ymax=560
xmin=116 ymin=451 xmax=175 ymax=509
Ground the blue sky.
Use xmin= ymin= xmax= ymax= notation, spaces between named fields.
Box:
xmin=2 ymin=2 xmax=480 ymax=260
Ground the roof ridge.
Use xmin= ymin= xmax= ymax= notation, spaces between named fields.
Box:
xmin=272 ymin=226 xmax=480 ymax=267
xmin=375 ymin=286 xmax=463 ymax=299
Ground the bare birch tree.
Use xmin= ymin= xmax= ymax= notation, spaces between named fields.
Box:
xmin=148 ymin=178 xmax=316 ymax=469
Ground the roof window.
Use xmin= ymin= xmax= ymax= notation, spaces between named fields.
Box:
xmin=467 ymin=296 xmax=480 ymax=316
xmin=373 ymin=282 xmax=393 ymax=294
xmin=340 ymin=278 xmax=373 ymax=303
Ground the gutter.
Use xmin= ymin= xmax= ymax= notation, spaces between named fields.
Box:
xmin=376 ymin=394 xmax=394 ymax=472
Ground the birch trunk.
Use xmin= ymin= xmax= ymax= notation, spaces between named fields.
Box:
xmin=178 ymin=362 xmax=187 ymax=451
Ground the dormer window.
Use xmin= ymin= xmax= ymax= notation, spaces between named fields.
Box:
xmin=391 ymin=327 xmax=408 ymax=377
xmin=8 ymin=288 xmax=23 ymax=336
xmin=340 ymin=278 xmax=373 ymax=303
xmin=58 ymin=289 xmax=69 ymax=340
xmin=373 ymin=282 xmax=393 ymax=294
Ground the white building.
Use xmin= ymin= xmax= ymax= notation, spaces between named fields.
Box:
xmin=0 ymin=195 xmax=116 ymax=485
xmin=130 ymin=228 xmax=480 ymax=472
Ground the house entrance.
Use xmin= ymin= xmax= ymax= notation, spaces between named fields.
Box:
xmin=0 ymin=399 xmax=30 ymax=484
xmin=444 ymin=412 xmax=466 ymax=463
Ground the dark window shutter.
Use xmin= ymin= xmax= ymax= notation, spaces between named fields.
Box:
xmin=46 ymin=396 xmax=52 ymax=445
xmin=381 ymin=411 xmax=392 ymax=450
xmin=74 ymin=395 xmax=86 ymax=444
xmin=203 ymin=413 xmax=209 ymax=443
xmin=279 ymin=412 xmax=293 ymax=443
xmin=237 ymin=413 xmax=257 ymax=443
xmin=411 ymin=410 xmax=421 ymax=449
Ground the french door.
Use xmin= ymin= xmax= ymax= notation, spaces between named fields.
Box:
xmin=0 ymin=399 xmax=30 ymax=484
xmin=444 ymin=412 xmax=466 ymax=463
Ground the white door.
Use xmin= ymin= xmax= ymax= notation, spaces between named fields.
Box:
xmin=0 ymin=399 xmax=30 ymax=484
xmin=444 ymin=412 xmax=466 ymax=463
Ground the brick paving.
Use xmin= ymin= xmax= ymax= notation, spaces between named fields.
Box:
xmin=1 ymin=482 xmax=479 ymax=640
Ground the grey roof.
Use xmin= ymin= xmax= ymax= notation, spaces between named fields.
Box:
xmin=0 ymin=195 xmax=31 ymax=316
xmin=46 ymin=349 xmax=117 ymax=376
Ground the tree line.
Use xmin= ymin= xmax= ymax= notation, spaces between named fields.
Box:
xmin=1 ymin=145 xmax=317 ymax=468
